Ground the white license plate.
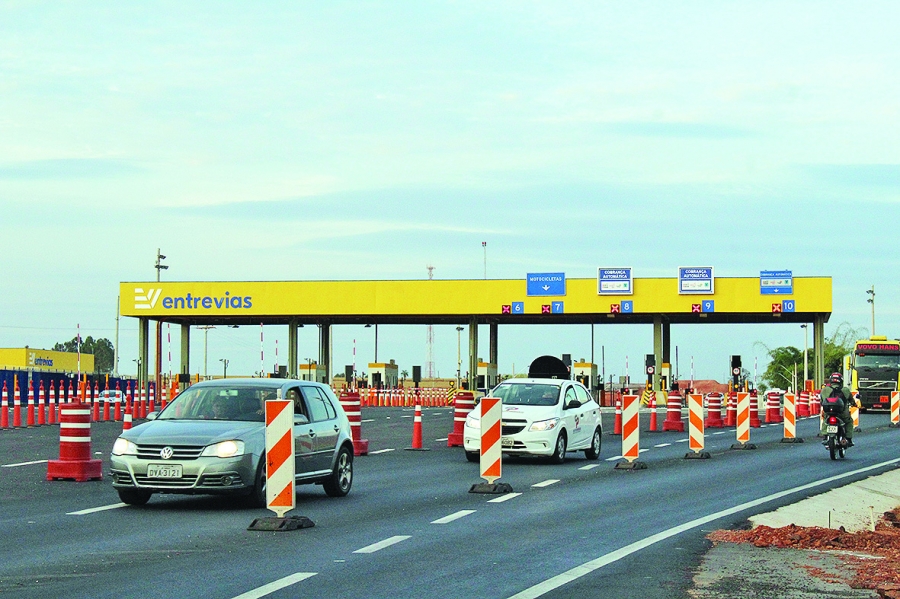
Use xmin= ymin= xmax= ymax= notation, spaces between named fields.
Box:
xmin=826 ymin=425 xmax=838 ymax=434
xmin=147 ymin=463 xmax=183 ymax=478
xmin=501 ymin=437 xmax=514 ymax=448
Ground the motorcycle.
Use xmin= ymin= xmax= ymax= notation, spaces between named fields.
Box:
xmin=822 ymin=414 xmax=850 ymax=460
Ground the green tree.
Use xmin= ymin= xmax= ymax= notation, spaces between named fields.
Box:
xmin=755 ymin=322 xmax=863 ymax=391
xmin=52 ymin=336 xmax=115 ymax=374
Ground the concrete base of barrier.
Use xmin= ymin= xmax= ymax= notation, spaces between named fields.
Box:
xmin=469 ymin=482 xmax=513 ymax=494
xmin=352 ymin=439 xmax=370 ymax=455
xmin=730 ymin=442 xmax=757 ymax=450
xmin=447 ymin=432 xmax=464 ymax=447
xmin=684 ymin=451 xmax=711 ymax=460
xmin=46 ymin=458 xmax=103 ymax=482
xmin=614 ymin=461 xmax=647 ymax=470
xmin=247 ymin=515 xmax=315 ymax=532
xmin=780 ymin=437 xmax=805 ymax=443
xmin=890 ymin=423 xmax=900 ymax=428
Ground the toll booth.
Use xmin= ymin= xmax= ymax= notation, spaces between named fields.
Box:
xmin=572 ymin=361 xmax=597 ymax=391
xmin=368 ymin=360 xmax=398 ymax=389
xmin=299 ymin=362 xmax=327 ymax=383
xmin=476 ymin=359 xmax=498 ymax=390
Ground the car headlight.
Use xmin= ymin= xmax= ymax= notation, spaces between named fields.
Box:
xmin=529 ymin=418 xmax=559 ymax=432
xmin=465 ymin=413 xmax=480 ymax=429
xmin=112 ymin=438 xmax=138 ymax=456
xmin=200 ymin=440 xmax=245 ymax=458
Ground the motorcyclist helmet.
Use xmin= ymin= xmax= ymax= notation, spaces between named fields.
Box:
xmin=829 ymin=372 xmax=843 ymax=386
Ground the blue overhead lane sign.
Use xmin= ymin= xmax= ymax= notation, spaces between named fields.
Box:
xmin=527 ymin=273 xmax=566 ymax=296
xmin=598 ymin=267 xmax=633 ymax=295
xmin=678 ymin=267 xmax=714 ymax=294
xmin=760 ymin=270 xmax=793 ymax=295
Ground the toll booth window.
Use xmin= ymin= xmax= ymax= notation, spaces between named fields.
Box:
xmin=302 ymin=386 xmax=337 ymax=422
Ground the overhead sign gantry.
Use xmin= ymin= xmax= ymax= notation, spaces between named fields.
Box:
xmin=120 ymin=272 xmax=832 ymax=390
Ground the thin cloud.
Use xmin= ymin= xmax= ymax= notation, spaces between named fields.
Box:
xmin=0 ymin=158 xmax=145 ymax=179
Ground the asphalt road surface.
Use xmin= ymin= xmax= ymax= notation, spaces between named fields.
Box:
xmin=1 ymin=407 xmax=898 ymax=599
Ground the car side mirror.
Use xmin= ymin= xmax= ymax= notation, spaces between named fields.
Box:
xmin=146 ymin=412 xmax=158 ymax=421
xmin=294 ymin=414 xmax=309 ymax=425
xmin=566 ymin=399 xmax=581 ymax=409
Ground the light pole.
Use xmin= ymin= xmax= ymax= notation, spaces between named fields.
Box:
xmin=198 ymin=325 xmax=215 ymax=380
xmin=866 ymin=285 xmax=875 ymax=336
xmin=482 ymin=241 xmax=487 ymax=279
xmin=800 ymin=324 xmax=808 ymax=385
xmin=154 ymin=249 xmax=167 ymax=410
xmin=456 ymin=326 xmax=464 ymax=388
xmin=305 ymin=358 xmax=313 ymax=381
xmin=219 ymin=358 xmax=229 ymax=379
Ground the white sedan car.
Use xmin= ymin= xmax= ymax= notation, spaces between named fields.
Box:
xmin=463 ymin=378 xmax=602 ymax=463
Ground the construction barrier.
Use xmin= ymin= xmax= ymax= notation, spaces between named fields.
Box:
xmin=613 ymin=400 xmax=622 ymax=435
xmin=46 ymin=402 xmax=103 ymax=482
xmin=731 ymin=391 xmax=755 ymax=450
xmin=478 ymin=397 xmax=502 ymax=483
xmin=48 ymin=381 xmax=57 ymax=425
xmin=264 ymin=399 xmax=295 ymax=518
xmin=26 ymin=381 xmax=35 ymax=427
xmin=92 ymin=381 xmax=100 ymax=422
xmin=798 ymin=390 xmax=811 ymax=418
xmin=765 ymin=392 xmax=783 ymax=424
xmin=1 ymin=381 xmax=8 ymax=429
xmin=647 ymin=393 xmax=658 ymax=432
xmin=724 ymin=392 xmax=736 ymax=427
xmin=662 ymin=389 xmax=685 ymax=432
xmin=891 ymin=391 xmax=899 ymax=428
xmin=407 ymin=399 xmax=426 ymax=450
xmin=123 ymin=402 xmax=133 ymax=431
xmin=686 ymin=393 xmax=709 ymax=459
xmin=705 ymin=393 xmax=724 ymax=428
xmin=615 ymin=394 xmax=645 ymax=470
xmin=447 ymin=391 xmax=475 ymax=447
xmin=339 ymin=391 xmax=369 ymax=456
xmin=781 ymin=392 xmax=802 ymax=443
xmin=749 ymin=389 xmax=761 ymax=428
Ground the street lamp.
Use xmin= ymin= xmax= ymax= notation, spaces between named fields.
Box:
xmin=305 ymin=358 xmax=314 ymax=381
xmin=365 ymin=323 xmax=378 ymax=363
xmin=866 ymin=285 xmax=875 ymax=336
xmin=800 ymin=324 xmax=809 ymax=385
xmin=482 ymin=241 xmax=487 ymax=279
xmin=456 ymin=326 xmax=464 ymax=388
xmin=219 ymin=358 xmax=229 ymax=379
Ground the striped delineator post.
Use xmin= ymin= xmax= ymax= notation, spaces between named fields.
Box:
xmin=92 ymin=381 xmax=100 ymax=422
xmin=37 ymin=381 xmax=46 ymax=426
xmin=13 ymin=379 xmax=22 ymax=428
xmin=48 ymin=381 xmax=57 ymax=425
xmin=685 ymin=393 xmax=709 ymax=459
xmin=405 ymin=398 xmax=428 ymax=451
xmin=890 ymin=391 xmax=899 ymax=428
xmin=479 ymin=397 xmax=502 ymax=484
xmin=114 ymin=383 xmax=123 ymax=421
xmin=26 ymin=381 xmax=35 ymax=427
xmin=731 ymin=392 xmax=756 ymax=450
xmin=615 ymin=395 xmax=646 ymax=469
xmin=851 ymin=401 xmax=860 ymax=431
xmin=46 ymin=402 xmax=103 ymax=481
xmin=265 ymin=399 xmax=296 ymax=518
xmin=781 ymin=393 xmax=803 ymax=443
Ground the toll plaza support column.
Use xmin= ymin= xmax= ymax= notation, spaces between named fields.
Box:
xmin=813 ymin=317 xmax=826 ymax=389
xmin=288 ymin=318 xmax=299 ymax=379
xmin=180 ymin=323 xmax=190 ymax=387
xmin=653 ymin=317 xmax=663 ymax=392
xmin=468 ymin=318 xmax=478 ymax=392
xmin=138 ymin=317 xmax=150 ymax=395
xmin=318 ymin=323 xmax=331 ymax=384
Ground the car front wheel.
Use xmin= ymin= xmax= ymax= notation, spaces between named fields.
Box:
xmin=323 ymin=446 xmax=353 ymax=497
xmin=117 ymin=488 xmax=152 ymax=506
xmin=550 ymin=431 xmax=567 ymax=464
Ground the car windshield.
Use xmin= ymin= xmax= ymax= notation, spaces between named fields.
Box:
xmin=490 ymin=383 xmax=560 ymax=406
xmin=157 ymin=386 xmax=272 ymax=422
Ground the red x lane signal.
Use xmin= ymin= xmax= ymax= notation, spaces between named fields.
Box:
xmin=541 ymin=305 xmax=551 ymax=314
xmin=691 ymin=304 xmax=701 ymax=313
xmin=502 ymin=305 xmax=511 ymax=314
xmin=772 ymin=303 xmax=782 ymax=313
xmin=610 ymin=304 xmax=621 ymax=314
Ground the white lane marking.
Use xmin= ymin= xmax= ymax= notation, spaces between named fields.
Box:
xmin=353 ymin=535 xmax=411 ymax=554
xmin=362 ymin=419 xmax=375 ymax=423
xmin=639 ymin=448 xmax=650 ymax=453
xmin=368 ymin=449 xmax=395 ymax=455
xmin=431 ymin=509 xmax=477 ymax=524
xmin=231 ymin=572 xmax=317 ymax=599
xmin=675 ymin=439 xmax=689 ymax=443
xmin=2 ymin=459 xmax=49 ymax=468
xmin=435 ymin=437 xmax=448 ymax=442
xmin=506 ymin=456 xmax=900 ymax=599
xmin=712 ymin=431 xmax=726 ymax=435
xmin=532 ymin=479 xmax=559 ymax=488
xmin=579 ymin=464 xmax=600 ymax=471
xmin=488 ymin=492 xmax=523 ymax=503
xmin=653 ymin=443 xmax=672 ymax=448
xmin=605 ymin=455 xmax=623 ymax=462
xmin=67 ymin=503 xmax=126 ymax=516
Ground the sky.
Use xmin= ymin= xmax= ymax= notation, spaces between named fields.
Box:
xmin=1 ymin=1 xmax=898 ymax=385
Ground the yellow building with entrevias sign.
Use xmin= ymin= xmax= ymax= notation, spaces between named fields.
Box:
xmin=0 ymin=348 xmax=95 ymax=373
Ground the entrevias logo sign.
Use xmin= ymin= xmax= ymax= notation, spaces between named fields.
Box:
xmin=134 ymin=287 xmax=252 ymax=310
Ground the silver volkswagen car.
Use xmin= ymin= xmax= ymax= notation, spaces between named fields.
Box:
xmin=110 ymin=379 xmax=354 ymax=506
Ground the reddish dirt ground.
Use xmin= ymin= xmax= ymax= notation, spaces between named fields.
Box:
xmin=708 ymin=508 xmax=900 ymax=598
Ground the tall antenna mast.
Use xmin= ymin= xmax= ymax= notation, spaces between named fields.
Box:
xmin=426 ymin=265 xmax=435 ymax=379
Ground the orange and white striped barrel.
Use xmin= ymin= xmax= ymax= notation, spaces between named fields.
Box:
xmin=339 ymin=391 xmax=369 ymax=455
xmin=447 ymin=391 xmax=475 ymax=447
xmin=798 ymin=391 xmax=810 ymax=417
xmin=46 ymin=402 xmax=103 ymax=481
xmin=621 ymin=394 xmax=640 ymax=462
xmin=783 ymin=393 xmax=796 ymax=440
xmin=891 ymin=391 xmax=899 ymax=426
xmin=479 ymin=397 xmax=502 ymax=484
xmin=687 ymin=393 xmax=704 ymax=454
xmin=736 ymin=392 xmax=750 ymax=445
xmin=265 ymin=398 xmax=295 ymax=518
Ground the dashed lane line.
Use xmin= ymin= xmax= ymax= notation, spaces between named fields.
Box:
xmin=353 ymin=535 xmax=412 ymax=554
xmin=231 ymin=573 xmax=317 ymax=599
xmin=488 ymin=493 xmax=522 ymax=503
xmin=2 ymin=459 xmax=49 ymax=468
xmin=368 ymin=449 xmax=396 ymax=455
xmin=578 ymin=464 xmax=600 ymax=471
xmin=68 ymin=503 xmax=126 ymax=516
xmin=431 ymin=510 xmax=477 ymax=524
xmin=532 ymin=479 xmax=559 ymax=488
